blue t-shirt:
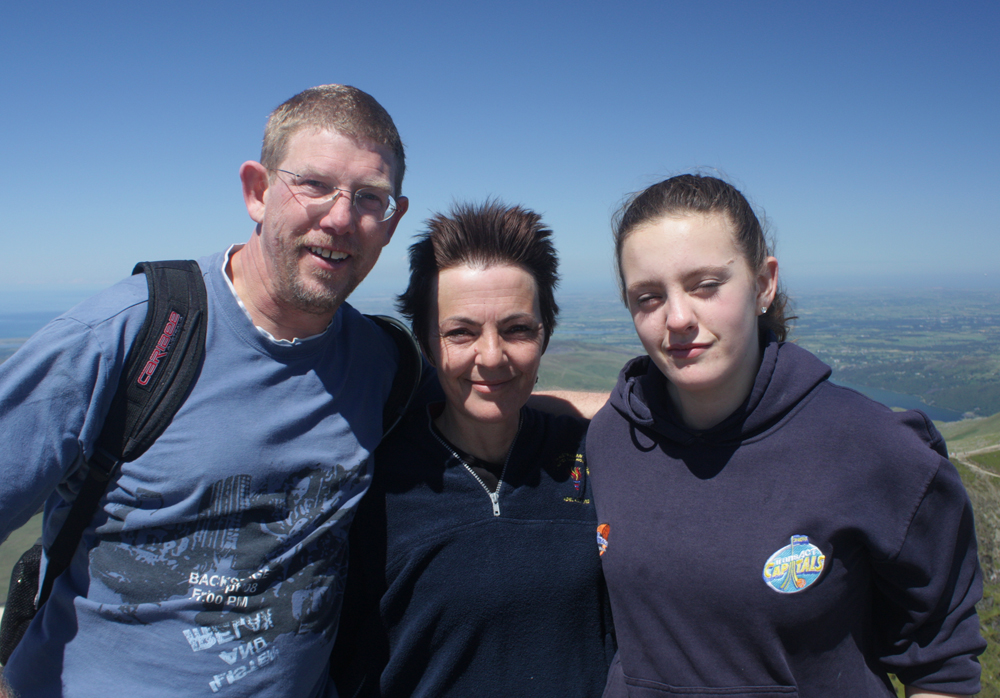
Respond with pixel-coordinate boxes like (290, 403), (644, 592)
(0, 250), (397, 697)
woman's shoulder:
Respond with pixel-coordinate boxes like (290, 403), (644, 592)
(523, 406), (589, 448)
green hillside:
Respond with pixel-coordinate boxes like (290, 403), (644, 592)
(0, 512), (42, 603)
(940, 412), (1000, 454)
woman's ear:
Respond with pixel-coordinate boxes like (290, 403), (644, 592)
(420, 338), (436, 368)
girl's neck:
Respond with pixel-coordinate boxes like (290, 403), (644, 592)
(666, 344), (762, 431)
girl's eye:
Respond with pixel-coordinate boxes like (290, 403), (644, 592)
(635, 294), (661, 308)
(693, 281), (722, 296)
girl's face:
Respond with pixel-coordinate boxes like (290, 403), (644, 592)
(620, 213), (777, 426)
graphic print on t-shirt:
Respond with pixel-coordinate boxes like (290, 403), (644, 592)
(89, 461), (363, 691)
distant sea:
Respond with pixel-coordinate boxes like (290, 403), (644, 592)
(0, 308), (971, 423)
(0, 311), (63, 339)
(829, 381), (965, 422)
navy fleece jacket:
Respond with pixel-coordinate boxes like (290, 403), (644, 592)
(332, 405), (614, 697)
(588, 339), (984, 697)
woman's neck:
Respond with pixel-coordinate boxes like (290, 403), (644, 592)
(434, 406), (521, 464)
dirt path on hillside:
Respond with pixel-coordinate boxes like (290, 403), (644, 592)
(966, 444), (1000, 456)
(953, 453), (1000, 478)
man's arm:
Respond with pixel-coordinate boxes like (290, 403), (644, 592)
(528, 390), (609, 420)
(0, 285), (145, 544)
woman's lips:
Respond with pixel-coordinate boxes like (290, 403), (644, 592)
(470, 378), (513, 393)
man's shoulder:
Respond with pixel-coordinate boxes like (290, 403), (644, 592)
(63, 273), (149, 328)
(335, 304), (401, 367)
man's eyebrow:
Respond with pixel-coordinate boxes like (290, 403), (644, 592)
(292, 168), (391, 190)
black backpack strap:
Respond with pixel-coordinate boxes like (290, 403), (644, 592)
(365, 315), (422, 441)
(38, 260), (207, 606)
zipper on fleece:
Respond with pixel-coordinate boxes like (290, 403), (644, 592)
(431, 414), (523, 517)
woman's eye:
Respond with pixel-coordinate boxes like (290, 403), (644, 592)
(505, 325), (539, 338)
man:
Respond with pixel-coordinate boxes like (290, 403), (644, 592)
(0, 85), (410, 697)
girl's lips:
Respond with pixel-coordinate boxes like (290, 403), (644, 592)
(667, 343), (710, 359)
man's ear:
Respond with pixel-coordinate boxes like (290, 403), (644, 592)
(381, 195), (409, 245)
(240, 161), (270, 224)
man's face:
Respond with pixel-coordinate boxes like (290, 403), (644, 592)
(252, 128), (403, 317)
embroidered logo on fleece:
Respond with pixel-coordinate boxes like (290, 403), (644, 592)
(596, 523), (610, 556)
(561, 453), (590, 503)
(762, 535), (826, 593)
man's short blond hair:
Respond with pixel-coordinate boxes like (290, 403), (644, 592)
(261, 84), (406, 194)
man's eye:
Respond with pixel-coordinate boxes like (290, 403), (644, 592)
(298, 179), (329, 195)
(355, 189), (388, 211)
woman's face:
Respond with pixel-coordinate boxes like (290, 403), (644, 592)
(620, 213), (777, 419)
(428, 263), (545, 428)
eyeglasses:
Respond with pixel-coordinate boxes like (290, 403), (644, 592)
(271, 169), (397, 222)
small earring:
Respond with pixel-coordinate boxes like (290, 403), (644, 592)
(761, 307), (768, 314)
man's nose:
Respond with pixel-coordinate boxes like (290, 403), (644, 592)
(318, 192), (356, 232)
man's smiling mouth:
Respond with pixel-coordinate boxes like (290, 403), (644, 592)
(308, 247), (348, 261)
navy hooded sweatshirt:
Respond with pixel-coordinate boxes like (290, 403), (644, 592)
(587, 339), (984, 697)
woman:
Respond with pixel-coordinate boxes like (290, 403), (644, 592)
(332, 201), (613, 697)
(587, 174), (984, 697)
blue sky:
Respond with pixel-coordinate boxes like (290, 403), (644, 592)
(2, 0), (997, 313)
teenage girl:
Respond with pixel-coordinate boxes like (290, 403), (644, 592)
(587, 174), (984, 698)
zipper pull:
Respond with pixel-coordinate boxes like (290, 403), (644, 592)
(489, 491), (500, 517)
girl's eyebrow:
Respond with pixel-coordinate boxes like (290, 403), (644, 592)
(681, 263), (735, 281)
(626, 264), (735, 294)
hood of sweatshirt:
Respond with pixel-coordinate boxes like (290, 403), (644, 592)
(610, 338), (832, 445)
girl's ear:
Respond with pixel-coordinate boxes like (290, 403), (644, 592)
(757, 256), (779, 310)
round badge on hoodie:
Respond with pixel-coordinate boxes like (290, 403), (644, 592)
(762, 535), (826, 593)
